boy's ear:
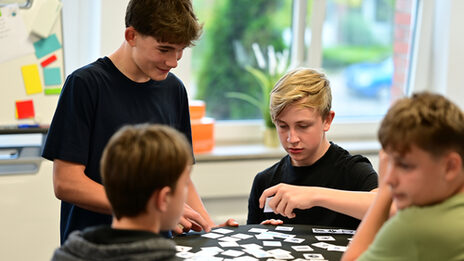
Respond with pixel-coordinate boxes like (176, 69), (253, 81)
(444, 152), (463, 182)
(155, 186), (172, 213)
(125, 26), (137, 47)
(323, 111), (335, 132)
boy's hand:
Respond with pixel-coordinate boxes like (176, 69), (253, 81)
(258, 184), (321, 218)
(173, 204), (212, 234)
(378, 149), (392, 189)
(260, 219), (283, 225)
(216, 218), (239, 228)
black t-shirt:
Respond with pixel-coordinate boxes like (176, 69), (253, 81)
(42, 57), (193, 244)
(247, 143), (378, 229)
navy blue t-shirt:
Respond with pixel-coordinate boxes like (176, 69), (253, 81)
(247, 143), (378, 229)
(42, 57), (193, 244)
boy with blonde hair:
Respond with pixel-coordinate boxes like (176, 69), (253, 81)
(52, 124), (193, 260)
(342, 92), (464, 260)
(248, 68), (379, 229)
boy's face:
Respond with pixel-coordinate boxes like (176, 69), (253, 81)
(131, 32), (186, 81)
(275, 104), (333, 166)
(161, 165), (191, 230)
(385, 145), (451, 209)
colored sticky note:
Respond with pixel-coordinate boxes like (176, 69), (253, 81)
(33, 33), (61, 59)
(44, 87), (62, 95)
(15, 100), (35, 119)
(43, 67), (61, 86)
(21, 64), (43, 95)
(40, 54), (57, 67)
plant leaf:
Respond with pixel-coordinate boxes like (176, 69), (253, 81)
(225, 92), (263, 111)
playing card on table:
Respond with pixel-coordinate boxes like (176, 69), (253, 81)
(213, 228), (234, 234)
(291, 245), (313, 252)
(262, 240), (282, 247)
(303, 253), (325, 259)
(315, 235), (336, 241)
(201, 232), (223, 239)
(284, 237), (305, 243)
(275, 226), (293, 231)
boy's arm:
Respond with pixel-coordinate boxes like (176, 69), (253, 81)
(53, 159), (112, 215)
(259, 184), (379, 220)
(341, 150), (393, 261)
(341, 187), (392, 261)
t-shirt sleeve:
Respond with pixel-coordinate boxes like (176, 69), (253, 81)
(347, 155), (379, 191)
(357, 214), (417, 260)
(42, 73), (96, 165)
(247, 172), (267, 224)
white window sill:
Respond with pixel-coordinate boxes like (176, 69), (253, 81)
(195, 140), (381, 162)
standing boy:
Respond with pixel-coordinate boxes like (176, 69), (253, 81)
(42, 0), (225, 244)
(342, 92), (464, 260)
(52, 124), (193, 260)
(247, 68), (379, 229)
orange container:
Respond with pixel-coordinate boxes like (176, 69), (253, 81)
(189, 100), (214, 154)
(189, 100), (206, 120)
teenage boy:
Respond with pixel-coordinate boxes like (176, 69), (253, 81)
(247, 68), (379, 229)
(51, 124), (193, 260)
(42, 0), (235, 244)
(342, 92), (464, 260)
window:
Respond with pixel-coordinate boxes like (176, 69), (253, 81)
(191, 0), (416, 142)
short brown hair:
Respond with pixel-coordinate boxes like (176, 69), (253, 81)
(100, 124), (193, 219)
(125, 0), (202, 46)
(270, 68), (332, 122)
(378, 92), (464, 160)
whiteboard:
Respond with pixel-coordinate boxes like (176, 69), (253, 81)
(0, 0), (63, 126)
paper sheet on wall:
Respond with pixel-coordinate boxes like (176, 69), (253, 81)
(0, 4), (34, 64)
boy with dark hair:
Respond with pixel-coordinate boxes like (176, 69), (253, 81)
(248, 68), (379, 229)
(42, 0), (236, 244)
(52, 124), (193, 260)
(342, 92), (464, 260)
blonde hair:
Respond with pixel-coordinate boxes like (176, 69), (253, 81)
(270, 68), (332, 122)
(379, 92), (464, 160)
(100, 124), (193, 219)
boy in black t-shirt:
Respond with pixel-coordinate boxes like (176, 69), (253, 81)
(247, 68), (380, 229)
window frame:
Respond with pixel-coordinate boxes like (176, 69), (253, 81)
(63, 0), (438, 146)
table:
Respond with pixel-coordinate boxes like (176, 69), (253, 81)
(173, 224), (354, 260)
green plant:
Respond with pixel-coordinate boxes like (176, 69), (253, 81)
(226, 43), (288, 128)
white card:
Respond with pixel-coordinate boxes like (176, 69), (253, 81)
(315, 235), (336, 241)
(240, 243), (263, 249)
(284, 237), (305, 243)
(233, 256), (259, 261)
(231, 233), (253, 239)
(221, 249), (244, 257)
(175, 245), (192, 252)
(213, 228), (235, 234)
(267, 248), (290, 255)
(201, 232), (223, 239)
(255, 233), (274, 240)
(311, 242), (332, 249)
(262, 241), (282, 247)
(275, 226), (294, 231)
(264, 196), (274, 213)
(218, 236), (242, 242)
(248, 228), (268, 233)
(291, 245), (313, 252)
(303, 253), (325, 259)
(176, 251), (194, 258)
(327, 245), (348, 252)
(201, 246), (223, 253)
(218, 241), (240, 247)
(243, 248), (272, 258)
